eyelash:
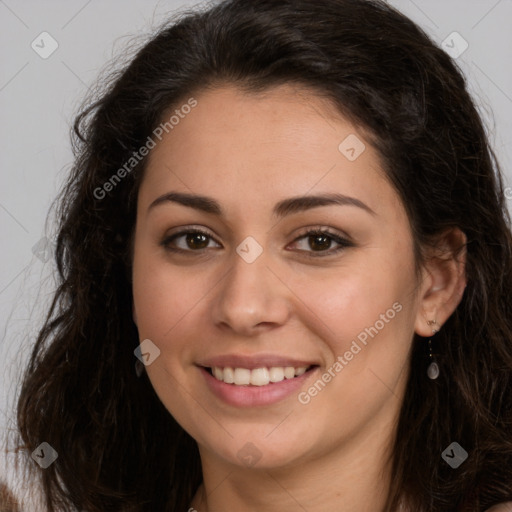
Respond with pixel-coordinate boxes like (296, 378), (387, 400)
(160, 226), (353, 258)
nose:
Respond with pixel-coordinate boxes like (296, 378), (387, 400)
(211, 246), (292, 337)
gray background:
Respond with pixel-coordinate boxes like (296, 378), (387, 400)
(1, 0), (511, 495)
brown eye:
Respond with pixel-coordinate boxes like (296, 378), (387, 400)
(290, 228), (353, 257)
(308, 233), (333, 251)
(161, 228), (221, 253)
(185, 232), (209, 250)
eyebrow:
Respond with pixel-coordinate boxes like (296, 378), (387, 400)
(147, 191), (376, 218)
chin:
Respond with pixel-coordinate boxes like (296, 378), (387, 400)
(200, 426), (317, 470)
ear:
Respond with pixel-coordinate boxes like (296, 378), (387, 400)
(414, 227), (467, 337)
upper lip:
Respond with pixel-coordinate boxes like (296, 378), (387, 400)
(197, 354), (318, 370)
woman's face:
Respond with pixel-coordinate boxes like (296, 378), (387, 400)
(132, 84), (427, 470)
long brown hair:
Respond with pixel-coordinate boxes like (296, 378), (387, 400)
(12, 0), (512, 510)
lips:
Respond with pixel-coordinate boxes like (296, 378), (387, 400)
(197, 353), (320, 407)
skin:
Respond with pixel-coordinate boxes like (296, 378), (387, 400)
(131, 84), (467, 512)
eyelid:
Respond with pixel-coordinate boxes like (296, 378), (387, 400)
(164, 225), (218, 239)
(161, 226), (221, 251)
(287, 225), (354, 257)
(291, 225), (352, 242)
(161, 224), (353, 256)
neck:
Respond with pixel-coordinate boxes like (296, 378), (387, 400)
(190, 416), (396, 512)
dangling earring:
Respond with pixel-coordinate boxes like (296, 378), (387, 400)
(426, 319), (440, 380)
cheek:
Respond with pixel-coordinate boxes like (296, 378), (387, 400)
(131, 241), (218, 377)
(297, 259), (413, 353)
(131, 245), (202, 422)
(132, 265), (174, 339)
(292, 271), (415, 438)
(132, 239), (191, 337)
(299, 253), (417, 414)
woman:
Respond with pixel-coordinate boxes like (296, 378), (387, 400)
(12, 0), (512, 510)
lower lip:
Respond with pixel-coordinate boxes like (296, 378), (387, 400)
(199, 366), (318, 407)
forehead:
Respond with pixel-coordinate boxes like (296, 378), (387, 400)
(157, 84), (355, 155)
(137, 83), (397, 221)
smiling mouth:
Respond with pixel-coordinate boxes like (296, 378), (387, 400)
(205, 365), (318, 386)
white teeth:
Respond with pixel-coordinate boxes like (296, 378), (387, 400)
(210, 365), (310, 385)
(269, 367), (284, 382)
(250, 368), (270, 386)
(233, 368), (251, 385)
(223, 367), (234, 384)
(284, 366), (295, 379)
